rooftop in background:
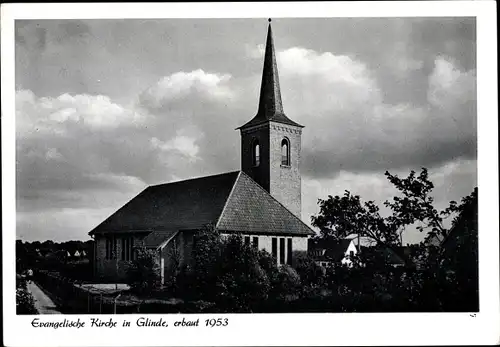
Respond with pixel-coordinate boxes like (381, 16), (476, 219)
(309, 238), (355, 262)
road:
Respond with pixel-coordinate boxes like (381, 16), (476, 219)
(27, 281), (61, 314)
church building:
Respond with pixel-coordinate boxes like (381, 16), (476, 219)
(89, 20), (315, 283)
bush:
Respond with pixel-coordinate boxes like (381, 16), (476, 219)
(126, 247), (161, 294)
(215, 234), (271, 312)
(273, 265), (301, 300)
(294, 255), (325, 287)
(16, 278), (37, 314)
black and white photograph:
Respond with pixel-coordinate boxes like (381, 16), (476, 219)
(2, 2), (499, 346)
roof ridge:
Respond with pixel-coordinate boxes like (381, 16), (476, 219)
(149, 170), (240, 188)
(215, 171), (242, 229)
(238, 171), (316, 235)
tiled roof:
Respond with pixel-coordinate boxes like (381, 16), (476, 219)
(216, 172), (314, 236)
(143, 230), (178, 248)
(89, 170), (314, 239)
(89, 171), (240, 235)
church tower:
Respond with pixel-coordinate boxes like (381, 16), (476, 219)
(238, 19), (303, 217)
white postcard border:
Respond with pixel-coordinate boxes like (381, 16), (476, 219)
(2, 2), (498, 346)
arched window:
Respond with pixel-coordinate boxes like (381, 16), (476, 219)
(281, 138), (290, 166)
(252, 140), (260, 167)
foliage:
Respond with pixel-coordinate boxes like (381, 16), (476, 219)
(173, 226), (318, 312)
(272, 265), (302, 300)
(174, 224), (223, 301)
(19, 168), (475, 313)
(16, 278), (38, 314)
(163, 238), (182, 294)
(384, 169), (450, 243)
(215, 234), (271, 312)
(311, 168), (465, 267)
(294, 254), (325, 287)
(309, 168), (477, 312)
(435, 187), (478, 311)
(16, 239), (94, 281)
(126, 247), (161, 294)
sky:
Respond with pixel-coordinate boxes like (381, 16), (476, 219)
(15, 18), (477, 243)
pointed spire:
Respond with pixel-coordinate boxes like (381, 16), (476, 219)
(237, 19), (303, 130)
(257, 18), (284, 118)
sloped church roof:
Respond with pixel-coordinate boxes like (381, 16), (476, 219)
(89, 171), (314, 240)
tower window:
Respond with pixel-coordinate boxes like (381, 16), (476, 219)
(281, 138), (290, 166)
(252, 140), (260, 167)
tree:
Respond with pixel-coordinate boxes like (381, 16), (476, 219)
(126, 247), (161, 294)
(312, 170), (478, 312)
(311, 168), (467, 266)
(184, 224), (223, 300)
(175, 226), (302, 312)
(437, 188), (478, 311)
(215, 234), (270, 312)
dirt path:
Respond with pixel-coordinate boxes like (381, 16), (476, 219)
(27, 281), (61, 314)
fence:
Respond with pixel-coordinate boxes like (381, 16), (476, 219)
(33, 270), (215, 314)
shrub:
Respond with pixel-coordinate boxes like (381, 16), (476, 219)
(16, 278), (37, 314)
(126, 247), (161, 294)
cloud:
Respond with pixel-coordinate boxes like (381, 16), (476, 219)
(16, 68), (241, 224)
(270, 48), (476, 179)
(245, 43), (265, 59)
(151, 136), (199, 158)
(428, 56), (476, 109)
(139, 69), (233, 110)
(16, 90), (145, 138)
(278, 47), (380, 111)
(16, 88), (178, 214)
(44, 148), (64, 161)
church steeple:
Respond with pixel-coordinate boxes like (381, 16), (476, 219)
(238, 19), (303, 129)
(238, 19), (303, 217)
(258, 19), (284, 119)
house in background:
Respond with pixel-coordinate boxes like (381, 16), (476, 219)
(358, 246), (406, 268)
(88, 21), (315, 283)
(309, 238), (359, 268)
(423, 233), (442, 247)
